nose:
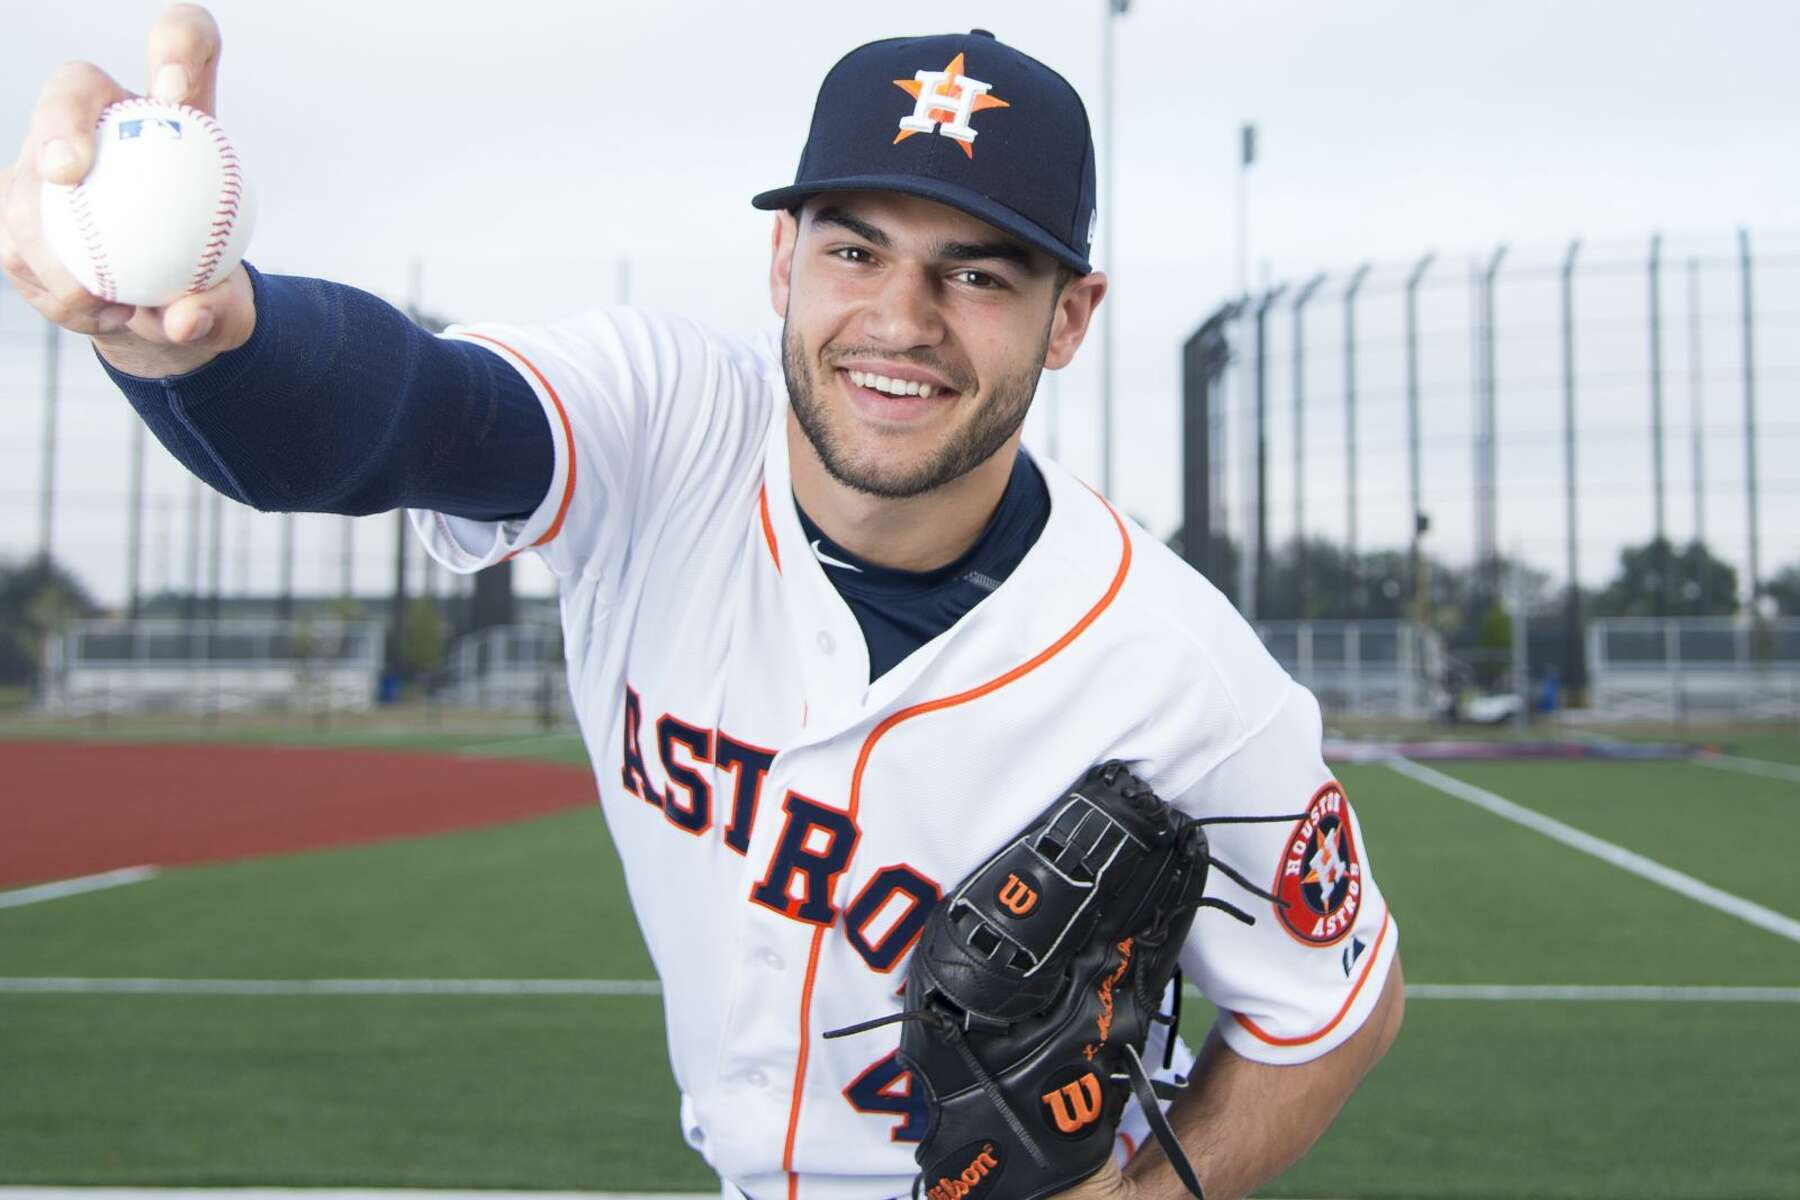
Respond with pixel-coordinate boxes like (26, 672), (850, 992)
(862, 265), (945, 350)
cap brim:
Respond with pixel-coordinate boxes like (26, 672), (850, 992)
(751, 175), (1092, 277)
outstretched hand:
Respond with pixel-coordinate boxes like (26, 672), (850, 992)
(0, 3), (254, 377)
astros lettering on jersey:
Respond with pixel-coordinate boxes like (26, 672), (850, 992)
(408, 308), (1398, 1200)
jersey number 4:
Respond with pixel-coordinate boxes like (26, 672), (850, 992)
(843, 1051), (927, 1142)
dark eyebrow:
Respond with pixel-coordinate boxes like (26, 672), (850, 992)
(811, 204), (1044, 275)
(810, 206), (890, 249)
(933, 238), (1039, 273)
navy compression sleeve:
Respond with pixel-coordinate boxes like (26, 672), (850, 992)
(96, 262), (553, 522)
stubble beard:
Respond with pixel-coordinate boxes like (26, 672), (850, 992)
(781, 322), (1049, 500)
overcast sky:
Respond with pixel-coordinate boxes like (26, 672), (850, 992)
(3, 0), (1796, 607)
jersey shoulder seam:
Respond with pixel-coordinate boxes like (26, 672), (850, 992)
(1162, 676), (1307, 807)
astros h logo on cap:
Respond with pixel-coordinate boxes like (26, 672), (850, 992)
(892, 52), (1010, 156)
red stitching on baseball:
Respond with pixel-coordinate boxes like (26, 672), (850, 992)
(184, 104), (244, 292)
(67, 182), (117, 302)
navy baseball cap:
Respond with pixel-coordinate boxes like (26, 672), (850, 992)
(751, 30), (1099, 276)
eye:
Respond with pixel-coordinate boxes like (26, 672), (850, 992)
(952, 268), (1005, 290)
(831, 246), (875, 265)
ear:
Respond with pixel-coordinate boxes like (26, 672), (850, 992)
(769, 210), (800, 319)
(1042, 271), (1108, 371)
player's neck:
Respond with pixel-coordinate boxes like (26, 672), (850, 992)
(786, 416), (1019, 573)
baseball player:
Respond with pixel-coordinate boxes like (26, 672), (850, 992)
(0, 10), (1403, 1200)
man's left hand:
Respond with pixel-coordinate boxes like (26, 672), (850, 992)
(1056, 1154), (1139, 1200)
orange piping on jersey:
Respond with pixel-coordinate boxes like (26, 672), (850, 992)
(1232, 908), (1392, 1048)
(779, 487), (1134, 1193)
(458, 333), (578, 561)
(783, 923), (828, 1200)
(759, 484), (782, 572)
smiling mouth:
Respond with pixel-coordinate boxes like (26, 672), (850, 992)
(841, 368), (945, 400)
(834, 368), (961, 415)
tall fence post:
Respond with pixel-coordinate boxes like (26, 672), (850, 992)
(1181, 302), (1240, 590)
(38, 323), (61, 565)
(1291, 274), (1326, 616)
(1561, 239), (1585, 698)
(1738, 229), (1760, 611)
(184, 477), (202, 620)
(207, 490), (224, 621)
(278, 514), (295, 619)
(1687, 256), (1705, 547)
(1648, 233), (1669, 615)
(1477, 245), (1508, 607)
(126, 419), (145, 618)
(1405, 253), (1434, 626)
(1344, 264), (1371, 606)
(1250, 284), (1287, 621)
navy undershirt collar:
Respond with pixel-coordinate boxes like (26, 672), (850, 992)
(794, 451), (1052, 683)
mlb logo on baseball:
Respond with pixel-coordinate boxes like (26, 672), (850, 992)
(119, 117), (182, 141)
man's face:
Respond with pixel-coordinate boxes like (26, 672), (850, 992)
(770, 192), (1091, 499)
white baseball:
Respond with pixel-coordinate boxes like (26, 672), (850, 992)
(40, 98), (255, 308)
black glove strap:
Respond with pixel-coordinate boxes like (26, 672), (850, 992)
(938, 1014), (1052, 1169)
(1121, 1044), (1206, 1200)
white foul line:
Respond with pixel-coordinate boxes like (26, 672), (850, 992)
(0, 1190), (713, 1200)
(1694, 752), (1800, 785)
(0, 977), (661, 996)
(0, 977), (1795, 1002)
(1389, 757), (1800, 945)
(1404, 984), (1800, 1001)
(0, 866), (159, 910)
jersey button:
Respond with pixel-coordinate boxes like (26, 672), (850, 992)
(816, 631), (835, 655)
(745, 1068), (769, 1088)
(759, 948), (785, 970)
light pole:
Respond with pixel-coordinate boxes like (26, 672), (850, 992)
(1099, 0), (1130, 497)
(1405, 253), (1434, 627)
(38, 323), (60, 566)
(1233, 121), (1256, 612)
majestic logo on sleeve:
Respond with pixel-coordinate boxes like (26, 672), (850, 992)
(893, 53), (1010, 157)
(1272, 783), (1363, 946)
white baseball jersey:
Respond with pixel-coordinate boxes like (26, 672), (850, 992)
(409, 307), (1398, 1200)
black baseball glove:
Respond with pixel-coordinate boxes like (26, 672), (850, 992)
(828, 762), (1292, 1200)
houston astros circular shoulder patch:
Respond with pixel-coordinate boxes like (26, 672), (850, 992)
(1272, 782), (1362, 946)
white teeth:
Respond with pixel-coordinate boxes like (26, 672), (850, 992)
(846, 369), (942, 399)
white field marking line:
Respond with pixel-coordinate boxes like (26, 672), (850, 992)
(0, 977), (661, 996)
(2, 977), (1794, 1003)
(1389, 756), (1800, 944)
(1183, 983), (1800, 1002)
(0, 1191), (716, 1200)
(0, 866), (158, 910)
(1694, 751), (1800, 785)
(1402, 984), (1800, 1002)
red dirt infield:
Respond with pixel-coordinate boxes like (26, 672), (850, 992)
(0, 740), (595, 889)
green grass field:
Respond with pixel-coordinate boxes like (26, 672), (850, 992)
(2, 722), (1797, 1197)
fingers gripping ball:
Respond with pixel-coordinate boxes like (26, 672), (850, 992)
(40, 99), (254, 308)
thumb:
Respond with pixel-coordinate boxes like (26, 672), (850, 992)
(159, 263), (252, 347)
